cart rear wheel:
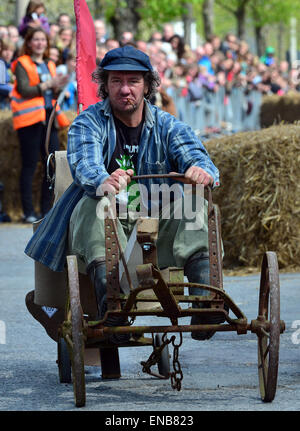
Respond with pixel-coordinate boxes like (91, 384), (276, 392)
(257, 252), (280, 402)
(57, 337), (71, 383)
(154, 334), (170, 378)
(67, 255), (86, 408)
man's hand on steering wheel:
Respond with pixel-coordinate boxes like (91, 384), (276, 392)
(170, 166), (213, 186)
(101, 168), (134, 195)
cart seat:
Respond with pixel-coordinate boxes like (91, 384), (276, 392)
(53, 150), (73, 203)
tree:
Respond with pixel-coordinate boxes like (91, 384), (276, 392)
(202, 0), (214, 40)
(109, 0), (143, 40)
(138, 0), (186, 31)
(215, 0), (251, 40)
(182, 2), (193, 46)
(93, 0), (105, 18)
(249, 0), (299, 57)
(0, 0), (16, 25)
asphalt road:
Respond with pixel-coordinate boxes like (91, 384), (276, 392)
(0, 224), (300, 413)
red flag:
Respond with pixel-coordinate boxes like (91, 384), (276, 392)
(74, 0), (99, 111)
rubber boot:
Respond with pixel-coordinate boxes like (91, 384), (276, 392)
(87, 260), (107, 319)
(87, 260), (130, 344)
(185, 253), (225, 340)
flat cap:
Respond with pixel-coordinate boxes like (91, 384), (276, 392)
(99, 45), (153, 72)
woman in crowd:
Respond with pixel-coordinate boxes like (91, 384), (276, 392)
(18, 0), (50, 38)
(169, 34), (187, 62)
(10, 27), (69, 223)
(55, 26), (75, 64)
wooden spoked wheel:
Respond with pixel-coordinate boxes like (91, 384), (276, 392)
(257, 252), (280, 402)
(66, 255), (86, 408)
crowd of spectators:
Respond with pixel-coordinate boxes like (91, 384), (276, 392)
(1, 3), (300, 114)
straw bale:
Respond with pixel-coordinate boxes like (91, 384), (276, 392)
(0, 110), (76, 221)
(205, 124), (300, 270)
(261, 92), (300, 127)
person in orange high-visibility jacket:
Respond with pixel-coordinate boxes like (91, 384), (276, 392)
(10, 27), (70, 223)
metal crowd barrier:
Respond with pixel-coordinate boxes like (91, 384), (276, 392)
(168, 86), (262, 134)
(1, 84), (261, 135)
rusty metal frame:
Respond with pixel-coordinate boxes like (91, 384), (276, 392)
(59, 176), (286, 408)
(84, 181), (285, 344)
(94, 183), (243, 338)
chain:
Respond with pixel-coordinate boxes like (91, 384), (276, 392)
(140, 333), (174, 379)
(140, 332), (184, 391)
(170, 332), (183, 391)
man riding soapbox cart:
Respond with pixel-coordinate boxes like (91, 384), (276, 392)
(26, 156), (285, 408)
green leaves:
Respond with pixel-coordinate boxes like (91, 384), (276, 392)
(139, 0), (187, 24)
(249, 0), (300, 26)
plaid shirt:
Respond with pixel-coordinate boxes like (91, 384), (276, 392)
(25, 98), (219, 271)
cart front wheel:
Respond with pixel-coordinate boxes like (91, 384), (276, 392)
(257, 251), (280, 402)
